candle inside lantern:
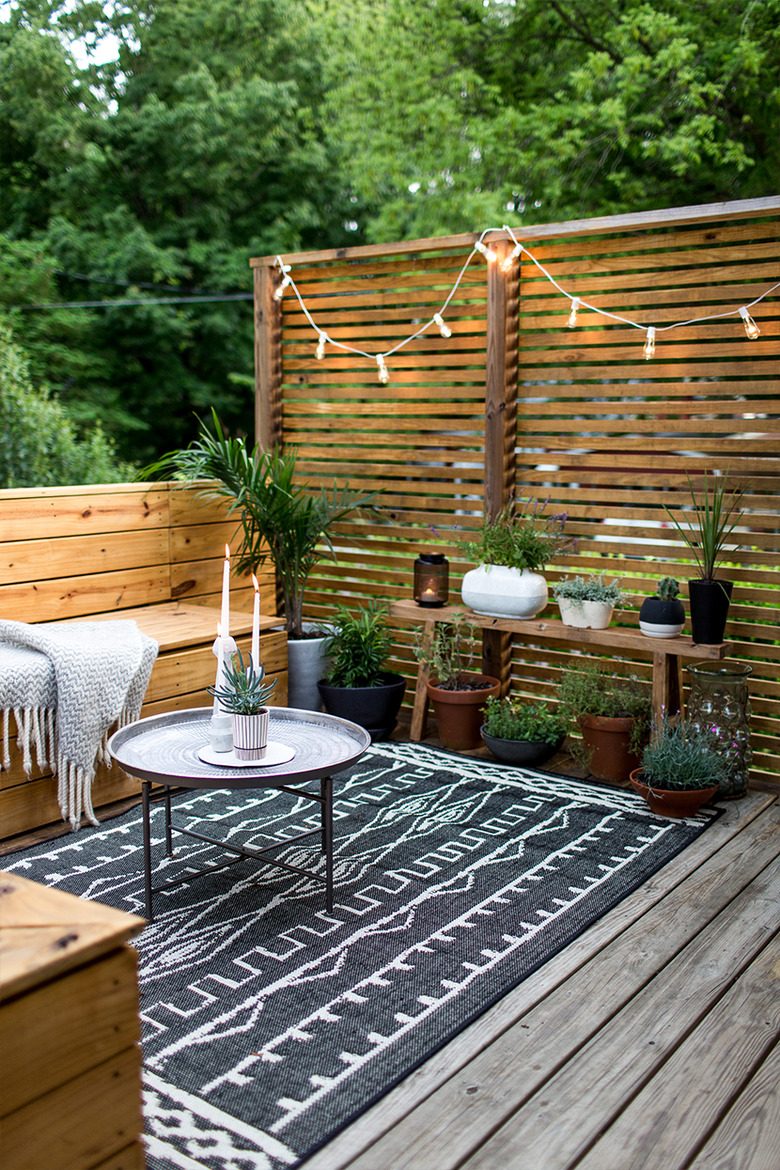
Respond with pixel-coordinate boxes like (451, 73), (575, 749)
(251, 573), (260, 669)
(221, 544), (231, 636)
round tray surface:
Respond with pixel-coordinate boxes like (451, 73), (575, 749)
(197, 741), (295, 768)
(108, 707), (370, 788)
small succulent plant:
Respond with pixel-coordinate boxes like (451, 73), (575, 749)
(208, 647), (277, 714)
(656, 576), (680, 600)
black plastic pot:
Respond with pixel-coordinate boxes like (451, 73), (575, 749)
(481, 729), (564, 768)
(317, 672), (406, 741)
(688, 578), (733, 645)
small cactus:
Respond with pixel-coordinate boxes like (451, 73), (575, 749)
(656, 576), (680, 600)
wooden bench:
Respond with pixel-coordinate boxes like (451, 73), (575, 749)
(389, 599), (732, 741)
(0, 482), (287, 841)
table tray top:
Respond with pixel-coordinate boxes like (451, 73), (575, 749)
(108, 707), (370, 789)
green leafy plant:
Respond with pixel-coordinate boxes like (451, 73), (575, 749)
(664, 471), (748, 581)
(208, 647), (277, 714)
(482, 695), (566, 744)
(413, 611), (479, 690)
(552, 573), (625, 605)
(464, 497), (574, 572)
(655, 576), (680, 600)
(639, 720), (729, 791)
(139, 409), (379, 638)
(319, 601), (392, 688)
(558, 666), (652, 756)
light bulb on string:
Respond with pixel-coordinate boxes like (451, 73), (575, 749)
(739, 307), (760, 339)
(474, 240), (498, 263)
(316, 333), (327, 360)
(376, 355), (389, 384)
(274, 271), (292, 302)
(433, 313), (452, 338)
(500, 243), (523, 273)
(567, 297), (580, 328)
(643, 327), (656, 360)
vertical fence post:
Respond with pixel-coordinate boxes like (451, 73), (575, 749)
(482, 238), (519, 691)
(254, 262), (283, 453)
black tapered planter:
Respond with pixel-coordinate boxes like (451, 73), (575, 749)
(688, 578), (733, 645)
(318, 672), (406, 741)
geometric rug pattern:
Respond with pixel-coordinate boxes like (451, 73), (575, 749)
(4, 741), (720, 1170)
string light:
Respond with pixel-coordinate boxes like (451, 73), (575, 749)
(500, 243), (523, 272)
(739, 306), (761, 339)
(269, 240), (777, 385)
(474, 240), (498, 263)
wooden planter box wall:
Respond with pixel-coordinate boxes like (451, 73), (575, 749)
(252, 196), (780, 787)
(0, 482), (286, 841)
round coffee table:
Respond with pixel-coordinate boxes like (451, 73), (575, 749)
(108, 707), (371, 920)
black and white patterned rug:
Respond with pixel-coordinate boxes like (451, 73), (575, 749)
(4, 741), (720, 1170)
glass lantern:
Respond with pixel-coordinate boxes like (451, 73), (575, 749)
(686, 662), (753, 798)
(413, 553), (449, 607)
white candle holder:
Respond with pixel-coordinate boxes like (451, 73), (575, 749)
(210, 633), (237, 752)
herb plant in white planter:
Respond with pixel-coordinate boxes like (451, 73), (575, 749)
(553, 573), (625, 630)
(480, 695), (566, 767)
(209, 647), (277, 760)
(461, 498), (573, 620)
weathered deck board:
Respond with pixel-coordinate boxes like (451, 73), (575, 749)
(301, 791), (780, 1170)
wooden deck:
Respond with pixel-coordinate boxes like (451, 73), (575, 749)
(302, 784), (780, 1170)
(3, 745), (778, 1169)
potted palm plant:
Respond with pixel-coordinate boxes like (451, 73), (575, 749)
(208, 647), (277, 759)
(140, 409), (379, 709)
(558, 666), (652, 782)
(630, 720), (728, 817)
(460, 497), (573, 619)
(414, 612), (500, 750)
(317, 602), (406, 741)
(480, 695), (566, 767)
(553, 573), (625, 630)
(664, 471), (748, 644)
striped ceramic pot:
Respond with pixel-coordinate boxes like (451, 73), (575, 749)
(232, 709), (270, 760)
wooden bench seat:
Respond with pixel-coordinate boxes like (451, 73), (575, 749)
(0, 483), (287, 842)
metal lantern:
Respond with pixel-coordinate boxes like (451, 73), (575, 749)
(413, 553), (449, 607)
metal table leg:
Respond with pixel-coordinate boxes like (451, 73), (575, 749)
(142, 780), (154, 922)
(322, 776), (334, 912)
(164, 785), (173, 854)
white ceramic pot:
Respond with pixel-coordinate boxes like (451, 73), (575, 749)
(557, 597), (615, 630)
(232, 708), (270, 760)
(461, 564), (548, 619)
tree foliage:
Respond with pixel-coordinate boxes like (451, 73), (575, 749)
(1, 0), (777, 477)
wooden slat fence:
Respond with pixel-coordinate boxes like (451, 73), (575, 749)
(252, 197), (780, 786)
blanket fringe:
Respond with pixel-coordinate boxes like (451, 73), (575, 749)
(57, 754), (99, 830)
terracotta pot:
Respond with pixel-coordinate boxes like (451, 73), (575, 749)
(688, 578), (733, 645)
(629, 770), (719, 818)
(427, 675), (500, 750)
(579, 713), (646, 783)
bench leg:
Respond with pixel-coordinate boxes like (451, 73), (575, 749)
(410, 621), (435, 741)
(653, 651), (684, 731)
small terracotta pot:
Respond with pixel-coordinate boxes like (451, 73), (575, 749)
(427, 675), (500, 751)
(629, 770), (719, 818)
(579, 713), (645, 783)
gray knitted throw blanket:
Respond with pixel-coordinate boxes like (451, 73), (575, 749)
(0, 619), (158, 829)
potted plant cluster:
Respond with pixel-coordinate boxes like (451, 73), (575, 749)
(480, 694), (566, 767)
(630, 720), (728, 817)
(553, 573), (625, 630)
(414, 611), (500, 751)
(317, 601), (406, 741)
(638, 576), (685, 638)
(460, 497), (574, 620)
(558, 666), (652, 783)
(208, 647), (277, 759)
(664, 471), (748, 645)
(140, 409), (379, 709)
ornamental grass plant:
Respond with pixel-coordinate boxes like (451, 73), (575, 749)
(639, 720), (729, 791)
(664, 471), (748, 581)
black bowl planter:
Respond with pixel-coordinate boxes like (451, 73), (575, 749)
(688, 579), (733, 645)
(638, 594), (685, 639)
(481, 728), (564, 768)
(318, 672), (406, 742)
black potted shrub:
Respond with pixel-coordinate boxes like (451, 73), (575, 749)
(480, 695), (566, 767)
(317, 602), (406, 741)
(638, 576), (685, 638)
